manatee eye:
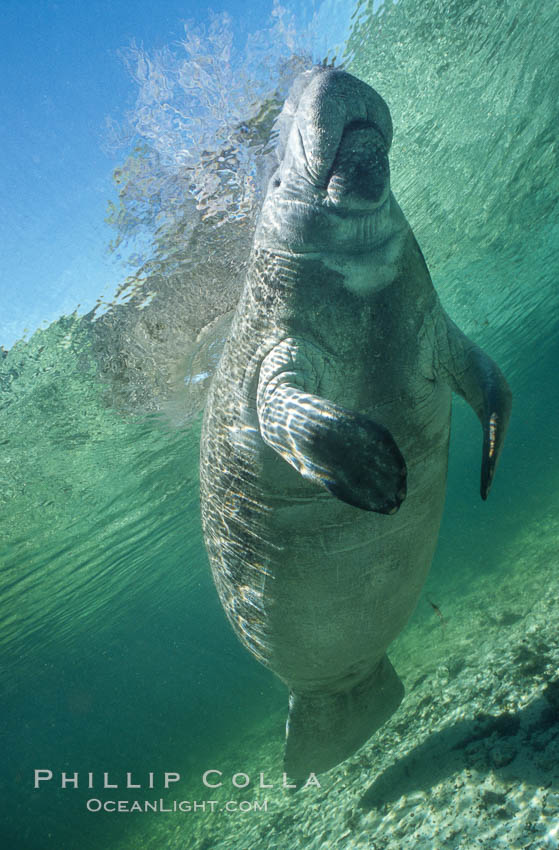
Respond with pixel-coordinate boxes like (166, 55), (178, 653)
(273, 178), (281, 188)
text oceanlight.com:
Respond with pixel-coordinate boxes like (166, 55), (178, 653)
(86, 799), (268, 813)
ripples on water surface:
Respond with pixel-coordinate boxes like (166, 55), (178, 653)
(2, 0), (559, 847)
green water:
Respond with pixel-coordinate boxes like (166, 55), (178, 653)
(0, 318), (283, 848)
(2, 0), (559, 848)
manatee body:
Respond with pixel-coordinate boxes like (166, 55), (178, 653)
(200, 68), (511, 778)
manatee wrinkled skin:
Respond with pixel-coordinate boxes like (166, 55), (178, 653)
(199, 68), (511, 778)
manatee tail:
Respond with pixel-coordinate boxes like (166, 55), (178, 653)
(284, 655), (404, 779)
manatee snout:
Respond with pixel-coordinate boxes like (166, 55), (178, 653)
(326, 122), (390, 210)
(290, 69), (393, 192)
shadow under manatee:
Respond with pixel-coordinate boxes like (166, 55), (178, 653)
(359, 679), (559, 811)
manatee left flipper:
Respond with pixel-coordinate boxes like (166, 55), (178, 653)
(257, 338), (407, 513)
(437, 312), (512, 499)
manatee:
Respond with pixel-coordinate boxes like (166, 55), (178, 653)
(199, 68), (511, 778)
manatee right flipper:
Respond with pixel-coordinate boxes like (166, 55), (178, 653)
(437, 311), (512, 499)
(257, 338), (406, 513)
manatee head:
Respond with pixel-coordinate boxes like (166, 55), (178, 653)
(256, 69), (397, 254)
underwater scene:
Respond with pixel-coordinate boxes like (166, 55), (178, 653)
(2, 0), (558, 848)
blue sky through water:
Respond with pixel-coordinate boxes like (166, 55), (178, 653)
(0, 0), (357, 348)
